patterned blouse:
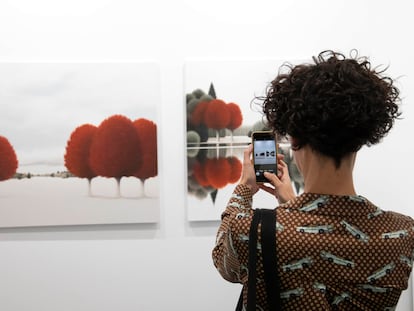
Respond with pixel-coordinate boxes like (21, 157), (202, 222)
(212, 184), (414, 310)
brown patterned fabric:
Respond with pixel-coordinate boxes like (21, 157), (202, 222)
(212, 184), (414, 310)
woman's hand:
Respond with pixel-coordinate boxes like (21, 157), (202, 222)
(239, 144), (260, 194)
(260, 158), (296, 204)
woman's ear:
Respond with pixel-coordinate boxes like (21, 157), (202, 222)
(289, 136), (301, 151)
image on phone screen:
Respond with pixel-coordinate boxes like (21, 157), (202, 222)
(253, 134), (277, 183)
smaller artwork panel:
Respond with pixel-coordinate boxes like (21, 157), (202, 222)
(185, 60), (304, 221)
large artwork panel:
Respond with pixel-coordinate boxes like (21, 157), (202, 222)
(0, 62), (160, 227)
(185, 60), (304, 221)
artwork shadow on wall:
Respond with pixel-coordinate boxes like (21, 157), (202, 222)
(185, 60), (304, 222)
(0, 62), (160, 228)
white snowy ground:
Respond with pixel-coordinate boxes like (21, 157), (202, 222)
(0, 175), (159, 228)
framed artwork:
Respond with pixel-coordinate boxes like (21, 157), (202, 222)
(185, 60), (304, 221)
(0, 62), (160, 227)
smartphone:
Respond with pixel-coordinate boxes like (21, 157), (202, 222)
(252, 131), (277, 183)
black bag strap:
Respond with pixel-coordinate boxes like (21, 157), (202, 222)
(236, 209), (281, 311)
(260, 209), (282, 309)
(246, 209), (261, 310)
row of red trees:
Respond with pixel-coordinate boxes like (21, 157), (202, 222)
(190, 99), (243, 134)
(64, 115), (157, 195)
(186, 84), (243, 144)
(192, 156), (242, 189)
(187, 155), (242, 203)
(0, 136), (18, 181)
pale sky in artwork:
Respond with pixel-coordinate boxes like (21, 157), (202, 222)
(0, 62), (160, 167)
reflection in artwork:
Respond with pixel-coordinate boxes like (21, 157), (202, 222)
(188, 146), (242, 203)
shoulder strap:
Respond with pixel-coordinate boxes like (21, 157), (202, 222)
(260, 209), (282, 309)
(237, 208), (281, 311)
(246, 209), (261, 311)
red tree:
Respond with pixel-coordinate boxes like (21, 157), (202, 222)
(190, 101), (210, 126)
(226, 102), (243, 131)
(192, 160), (210, 187)
(204, 157), (231, 189)
(89, 115), (142, 196)
(64, 124), (97, 195)
(133, 118), (158, 193)
(0, 136), (18, 181)
(203, 99), (230, 130)
(203, 99), (230, 142)
(227, 156), (242, 183)
(65, 124), (97, 179)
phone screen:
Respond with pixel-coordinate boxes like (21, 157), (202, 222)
(252, 132), (277, 183)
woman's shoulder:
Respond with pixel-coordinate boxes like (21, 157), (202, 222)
(382, 210), (414, 226)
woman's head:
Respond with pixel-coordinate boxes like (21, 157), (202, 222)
(262, 50), (401, 167)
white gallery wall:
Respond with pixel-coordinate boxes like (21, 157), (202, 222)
(0, 1), (413, 310)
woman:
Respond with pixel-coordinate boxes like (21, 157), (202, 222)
(212, 50), (414, 310)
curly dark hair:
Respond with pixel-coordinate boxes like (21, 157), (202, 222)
(261, 50), (401, 167)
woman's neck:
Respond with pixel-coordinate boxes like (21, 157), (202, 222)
(301, 150), (357, 196)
